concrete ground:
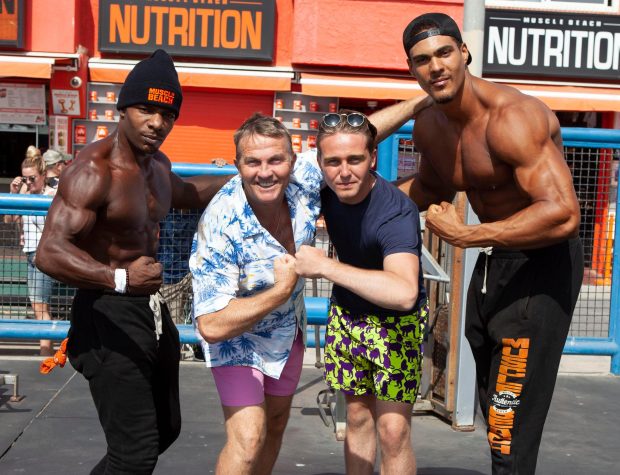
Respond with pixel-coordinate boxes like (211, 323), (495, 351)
(0, 353), (619, 475)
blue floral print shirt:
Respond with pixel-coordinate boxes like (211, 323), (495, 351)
(190, 152), (322, 378)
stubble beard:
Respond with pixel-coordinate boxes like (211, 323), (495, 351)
(434, 93), (455, 105)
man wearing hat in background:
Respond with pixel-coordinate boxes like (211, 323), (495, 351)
(42, 149), (68, 193)
(370, 13), (583, 475)
(37, 49), (230, 474)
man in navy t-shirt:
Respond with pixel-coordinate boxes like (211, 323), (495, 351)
(295, 110), (428, 475)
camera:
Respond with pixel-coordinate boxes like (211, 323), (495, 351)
(70, 76), (82, 88)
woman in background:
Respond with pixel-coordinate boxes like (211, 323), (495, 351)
(6, 146), (57, 355)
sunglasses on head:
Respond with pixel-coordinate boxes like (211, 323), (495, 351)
(21, 176), (38, 184)
(321, 112), (366, 128)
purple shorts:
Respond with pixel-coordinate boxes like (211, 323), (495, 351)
(211, 330), (304, 407)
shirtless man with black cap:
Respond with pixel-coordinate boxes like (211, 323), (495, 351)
(37, 50), (229, 474)
(371, 13), (583, 475)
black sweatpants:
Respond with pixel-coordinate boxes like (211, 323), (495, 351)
(465, 238), (583, 475)
(68, 290), (181, 475)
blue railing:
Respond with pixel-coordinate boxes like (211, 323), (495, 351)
(0, 164), (239, 215)
(3, 127), (620, 373)
(378, 124), (620, 374)
(0, 297), (329, 346)
(0, 161), (328, 348)
(0, 193), (53, 216)
(377, 120), (414, 180)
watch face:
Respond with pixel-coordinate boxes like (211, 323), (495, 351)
(47, 177), (59, 188)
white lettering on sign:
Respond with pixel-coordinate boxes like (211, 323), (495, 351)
(487, 26), (620, 72)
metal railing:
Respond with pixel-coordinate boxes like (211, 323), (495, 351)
(378, 124), (620, 374)
(0, 163), (329, 349)
(3, 127), (620, 374)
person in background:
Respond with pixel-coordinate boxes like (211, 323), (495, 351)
(5, 146), (57, 355)
(42, 149), (68, 193)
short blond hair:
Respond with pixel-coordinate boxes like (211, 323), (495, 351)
(234, 113), (293, 162)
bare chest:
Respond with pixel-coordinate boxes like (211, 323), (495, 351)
(427, 128), (513, 193)
(105, 167), (172, 230)
(259, 201), (296, 255)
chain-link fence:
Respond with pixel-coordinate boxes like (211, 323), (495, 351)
(0, 218), (74, 322)
(0, 208), (334, 327)
(1, 130), (619, 360)
(391, 134), (618, 341)
(565, 146), (616, 338)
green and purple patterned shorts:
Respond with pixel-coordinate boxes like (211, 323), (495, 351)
(324, 301), (428, 404)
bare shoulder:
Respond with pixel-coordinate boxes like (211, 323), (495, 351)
(57, 139), (114, 210)
(411, 104), (444, 149)
(483, 82), (561, 164)
(487, 82), (555, 130)
(154, 150), (182, 189)
(154, 150), (173, 172)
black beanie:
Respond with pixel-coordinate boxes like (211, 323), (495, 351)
(116, 49), (183, 119)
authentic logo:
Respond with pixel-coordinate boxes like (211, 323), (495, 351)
(491, 391), (520, 414)
(147, 88), (175, 105)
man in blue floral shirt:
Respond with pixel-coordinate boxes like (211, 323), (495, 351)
(189, 114), (322, 474)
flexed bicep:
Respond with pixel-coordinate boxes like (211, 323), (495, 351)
(37, 158), (115, 288)
(494, 103), (578, 225)
(476, 99), (581, 246)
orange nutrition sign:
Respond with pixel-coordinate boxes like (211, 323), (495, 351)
(0, 0), (23, 47)
(99, 0), (275, 61)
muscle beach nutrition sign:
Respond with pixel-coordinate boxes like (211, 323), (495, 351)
(484, 9), (620, 80)
(99, 0), (275, 61)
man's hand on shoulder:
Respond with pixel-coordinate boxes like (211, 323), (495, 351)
(371, 95), (431, 143)
(211, 158), (227, 167)
(127, 256), (163, 295)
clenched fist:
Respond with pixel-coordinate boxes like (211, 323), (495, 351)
(426, 201), (466, 247)
(273, 254), (298, 299)
(127, 256), (163, 295)
(295, 245), (329, 279)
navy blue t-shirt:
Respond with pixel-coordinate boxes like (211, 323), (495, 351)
(321, 172), (427, 317)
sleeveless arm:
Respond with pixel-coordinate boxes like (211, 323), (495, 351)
(426, 100), (580, 249)
(36, 159), (116, 289)
(370, 95), (433, 143)
(169, 170), (234, 209)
